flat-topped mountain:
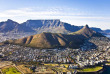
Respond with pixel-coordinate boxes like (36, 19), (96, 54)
(0, 19), (106, 34)
(21, 19), (81, 34)
(4, 25), (104, 49)
(0, 19), (81, 33)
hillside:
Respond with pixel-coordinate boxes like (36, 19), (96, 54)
(70, 25), (104, 38)
(6, 32), (85, 49)
(3, 25), (104, 49)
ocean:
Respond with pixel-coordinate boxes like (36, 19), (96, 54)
(101, 65), (110, 74)
(105, 35), (110, 38)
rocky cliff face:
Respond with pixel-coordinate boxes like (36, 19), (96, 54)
(21, 19), (81, 34)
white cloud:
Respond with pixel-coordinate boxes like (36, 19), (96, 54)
(0, 7), (110, 29)
(0, 7), (81, 17)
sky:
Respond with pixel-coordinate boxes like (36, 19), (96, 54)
(0, 0), (110, 30)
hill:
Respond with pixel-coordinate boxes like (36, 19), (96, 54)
(3, 25), (104, 49)
(6, 32), (85, 49)
(70, 25), (104, 38)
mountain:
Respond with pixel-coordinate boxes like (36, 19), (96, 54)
(70, 25), (104, 38)
(0, 19), (108, 35)
(20, 19), (106, 34)
(5, 32), (85, 49)
(104, 29), (110, 34)
(0, 19), (35, 33)
(91, 27), (103, 32)
(21, 19), (81, 34)
(4, 25), (104, 49)
(0, 19), (81, 34)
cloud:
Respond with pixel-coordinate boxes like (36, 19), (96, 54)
(0, 7), (110, 30)
(0, 7), (109, 20)
(0, 7), (81, 18)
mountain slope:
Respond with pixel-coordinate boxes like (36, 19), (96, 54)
(3, 25), (104, 49)
(6, 32), (85, 49)
(70, 25), (104, 38)
(21, 19), (81, 34)
(104, 29), (110, 34)
(0, 19), (35, 33)
(0, 19), (106, 35)
(22, 20), (105, 34)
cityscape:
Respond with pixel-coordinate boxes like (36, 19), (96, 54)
(0, 0), (110, 74)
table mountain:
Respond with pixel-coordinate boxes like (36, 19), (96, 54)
(21, 19), (81, 34)
(0, 19), (106, 34)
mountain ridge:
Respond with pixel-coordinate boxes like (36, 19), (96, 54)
(0, 19), (35, 33)
(70, 25), (104, 38)
(0, 19), (107, 34)
(4, 25), (104, 49)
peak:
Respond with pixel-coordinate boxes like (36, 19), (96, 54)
(7, 19), (13, 21)
(6, 19), (15, 22)
(84, 24), (89, 29)
(70, 24), (94, 37)
(85, 24), (89, 27)
(42, 32), (52, 34)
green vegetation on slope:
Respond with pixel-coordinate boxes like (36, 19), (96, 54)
(78, 66), (102, 72)
(2, 67), (21, 74)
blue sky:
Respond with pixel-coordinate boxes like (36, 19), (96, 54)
(0, 0), (110, 30)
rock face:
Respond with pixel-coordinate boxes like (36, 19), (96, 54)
(21, 19), (81, 34)
(4, 25), (104, 49)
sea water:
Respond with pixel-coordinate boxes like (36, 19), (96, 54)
(105, 35), (110, 38)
